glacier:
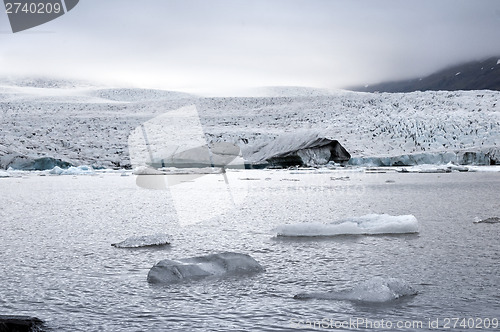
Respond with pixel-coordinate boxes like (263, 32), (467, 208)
(147, 252), (264, 284)
(275, 214), (418, 237)
(1, 81), (499, 169)
(294, 277), (417, 303)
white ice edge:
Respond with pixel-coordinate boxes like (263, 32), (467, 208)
(275, 214), (419, 237)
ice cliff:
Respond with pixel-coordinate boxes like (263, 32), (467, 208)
(242, 132), (350, 167)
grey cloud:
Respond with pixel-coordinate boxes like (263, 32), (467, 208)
(1, 0), (500, 92)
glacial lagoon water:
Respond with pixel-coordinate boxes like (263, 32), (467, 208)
(1, 169), (499, 331)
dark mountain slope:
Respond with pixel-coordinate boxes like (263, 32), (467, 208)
(350, 56), (500, 92)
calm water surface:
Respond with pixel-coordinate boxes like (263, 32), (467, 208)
(0, 169), (499, 331)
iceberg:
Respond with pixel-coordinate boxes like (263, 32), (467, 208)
(243, 132), (350, 167)
(2, 155), (73, 171)
(147, 252), (264, 284)
(111, 234), (172, 248)
(397, 162), (471, 173)
(0, 315), (45, 332)
(473, 217), (500, 224)
(48, 165), (95, 175)
(294, 277), (417, 303)
(0, 170), (10, 178)
(275, 214), (418, 237)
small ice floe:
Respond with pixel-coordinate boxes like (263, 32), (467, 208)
(111, 234), (172, 248)
(294, 277), (417, 303)
(49, 165), (95, 175)
(147, 252), (264, 284)
(275, 214), (418, 237)
(0, 170), (10, 178)
(473, 217), (500, 224)
(417, 167), (451, 173)
(399, 163), (471, 173)
(132, 166), (164, 175)
(398, 165), (451, 173)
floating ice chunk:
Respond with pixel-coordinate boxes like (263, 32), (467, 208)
(473, 217), (500, 224)
(0, 315), (45, 331)
(0, 171), (10, 178)
(397, 165), (452, 173)
(49, 165), (94, 175)
(497, 59), (500, 65)
(294, 277), (417, 303)
(48, 166), (64, 175)
(147, 252), (264, 284)
(111, 234), (172, 248)
(275, 214), (418, 237)
(132, 166), (165, 175)
(466, 166), (500, 172)
(417, 167), (451, 173)
(5, 167), (24, 177)
(446, 162), (468, 172)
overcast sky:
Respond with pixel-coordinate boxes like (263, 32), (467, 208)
(1, 0), (500, 93)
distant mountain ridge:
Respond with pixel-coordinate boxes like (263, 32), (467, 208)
(351, 56), (500, 93)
